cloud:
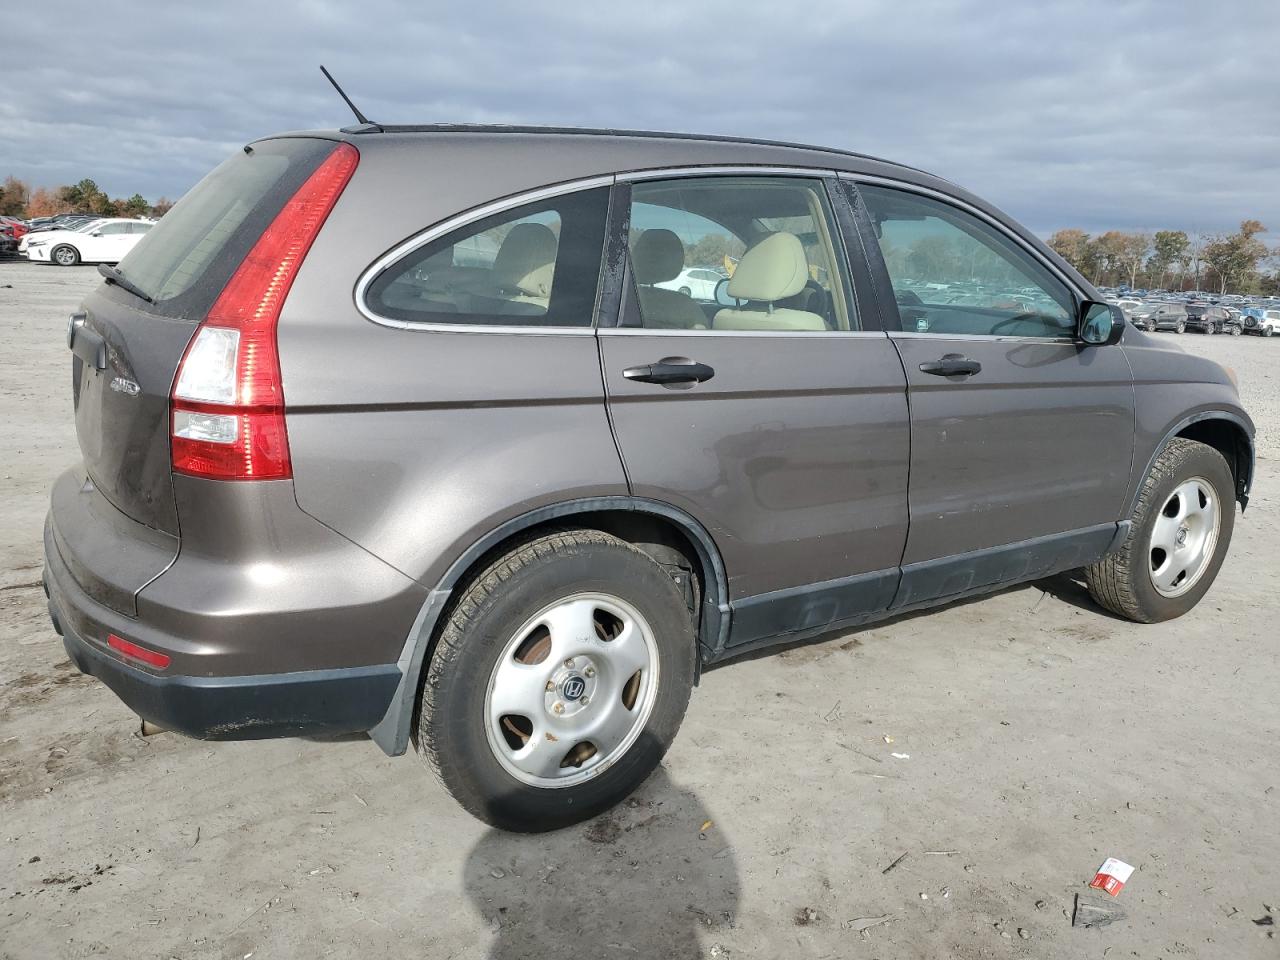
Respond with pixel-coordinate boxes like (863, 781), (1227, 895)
(4, 0), (1278, 236)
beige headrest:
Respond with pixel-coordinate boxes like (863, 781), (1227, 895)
(493, 222), (558, 296)
(726, 232), (809, 303)
(632, 229), (685, 284)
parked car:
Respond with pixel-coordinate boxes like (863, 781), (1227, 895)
(1186, 304), (1241, 336)
(0, 215), (27, 253)
(1242, 308), (1280, 337)
(43, 126), (1254, 831)
(654, 266), (726, 301)
(1129, 301), (1189, 332)
(29, 214), (101, 233)
(23, 218), (153, 266)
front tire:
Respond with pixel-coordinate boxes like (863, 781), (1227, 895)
(1230, 324), (1242, 336)
(1264, 326), (1275, 338)
(1084, 438), (1234, 623)
(417, 528), (696, 831)
(51, 245), (80, 267)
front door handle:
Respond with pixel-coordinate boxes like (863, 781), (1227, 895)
(622, 357), (716, 385)
(919, 354), (981, 377)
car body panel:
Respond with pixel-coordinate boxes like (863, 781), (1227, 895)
(1119, 339), (1253, 511)
(41, 125), (1254, 755)
(885, 333), (1136, 565)
(599, 329), (911, 605)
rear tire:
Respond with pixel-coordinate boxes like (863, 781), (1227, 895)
(1230, 324), (1242, 336)
(678, 286), (692, 297)
(1264, 326), (1274, 338)
(1084, 438), (1234, 623)
(52, 245), (80, 267)
(1175, 320), (1186, 334)
(417, 528), (696, 831)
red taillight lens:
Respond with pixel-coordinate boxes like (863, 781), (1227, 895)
(108, 633), (171, 670)
(171, 142), (359, 480)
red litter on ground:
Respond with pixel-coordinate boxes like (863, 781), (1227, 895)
(1089, 858), (1135, 897)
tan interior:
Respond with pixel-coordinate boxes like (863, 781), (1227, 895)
(713, 232), (826, 331)
(631, 229), (708, 329)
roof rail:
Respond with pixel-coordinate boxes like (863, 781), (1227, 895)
(345, 122), (938, 179)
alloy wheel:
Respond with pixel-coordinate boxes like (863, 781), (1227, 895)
(483, 592), (660, 788)
(1148, 477), (1220, 598)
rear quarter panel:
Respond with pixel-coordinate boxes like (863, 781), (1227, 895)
(276, 142), (630, 587)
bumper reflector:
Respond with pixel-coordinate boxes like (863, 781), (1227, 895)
(108, 634), (171, 670)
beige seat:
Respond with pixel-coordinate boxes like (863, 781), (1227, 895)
(713, 232), (825, 331)
(467, 222), (558, 312)
(631, 229), (709, 330)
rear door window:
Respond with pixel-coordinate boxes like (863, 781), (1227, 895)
(625, 176), (856, 331)
(116, 137), (338, 319)
(364, 187), (610, 328)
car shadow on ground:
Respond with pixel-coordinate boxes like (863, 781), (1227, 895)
(463, 765), (738, 958)
(709, 569), (1124, 670)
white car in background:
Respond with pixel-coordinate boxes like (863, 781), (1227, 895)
(655, 266), (726, 301)
(23, 218), (154, 266)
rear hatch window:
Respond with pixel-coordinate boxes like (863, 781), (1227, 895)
(72, 137), (337, 542)
(118, 138), (337, 317)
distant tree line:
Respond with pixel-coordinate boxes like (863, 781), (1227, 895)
(1048, 221), (1278, 295)
(0, 175), (173, 220)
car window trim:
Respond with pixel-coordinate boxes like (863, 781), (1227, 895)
(840, 173), (1090, 341)
(355, 174), (615, 335)
(603, 165), (879, 337)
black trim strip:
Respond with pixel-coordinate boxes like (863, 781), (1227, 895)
(1125, 411), (1254, 514)
(892, 523), (1117, 609)
(369, 496), (731, 756)
(60, 626), (399, 741)
(727, 568), (898, 649)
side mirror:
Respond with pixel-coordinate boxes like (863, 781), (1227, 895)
(1078, 300), (1124, 346)
(90, 230), (102, 237)
(713, 277), (736, 307)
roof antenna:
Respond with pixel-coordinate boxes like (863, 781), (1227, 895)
(319, 65), (379, 131)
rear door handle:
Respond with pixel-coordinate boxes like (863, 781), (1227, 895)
(622, 357), (716, 385)
(919, 354), (981, 377)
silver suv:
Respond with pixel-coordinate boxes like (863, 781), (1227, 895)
(44, 125), (1254, 830)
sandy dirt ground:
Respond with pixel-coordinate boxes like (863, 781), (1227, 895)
(1, 258), (1277, 959)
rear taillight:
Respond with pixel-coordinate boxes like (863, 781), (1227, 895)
(171, 142), (359, 480)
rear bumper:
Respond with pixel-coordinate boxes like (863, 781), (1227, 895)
(42, 465), (429, 743)
(44, 526), (402, 740)
(58, 616), (400, 740)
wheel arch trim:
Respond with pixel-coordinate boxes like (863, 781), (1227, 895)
(367, 496), (730, 757)
(1126, 410), (1255, 518)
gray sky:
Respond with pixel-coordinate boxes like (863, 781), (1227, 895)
(5, 0), (1279, 237)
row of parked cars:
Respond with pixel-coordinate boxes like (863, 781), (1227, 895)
(0, 212), (155, 265)
(1102, 289), (1280, 338)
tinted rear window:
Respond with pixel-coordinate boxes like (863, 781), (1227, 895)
(116, 137), (336, 318)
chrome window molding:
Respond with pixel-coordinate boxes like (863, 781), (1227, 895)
(355, 174), (615, 333)
(617, 166), (873, 337)
(838, 173), (1090, 304)
(600, 327), (888, 339)
(887, 331), (1076, 344)
(617, 165), (838, 182)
